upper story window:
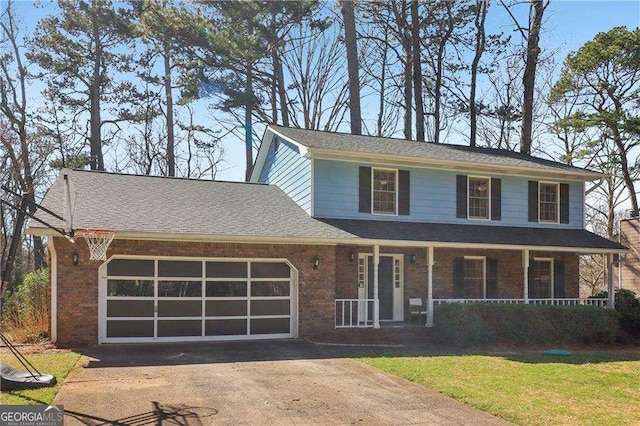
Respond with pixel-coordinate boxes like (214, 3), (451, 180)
(372, 169), (397, 214)
(529, 181), (569, 224)
(539, 182), (559, 223)
(359, 167), (409, 216)
(457, 175), (501, 221)
(468, 177), (490, 220)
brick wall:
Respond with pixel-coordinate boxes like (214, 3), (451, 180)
(52, 236), (581, 347)
(618, 218), (640, 295)
(52, 237), (336, 347)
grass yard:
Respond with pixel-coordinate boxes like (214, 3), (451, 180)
(0, 350), (81, 405)
(359, 351), (640, 425)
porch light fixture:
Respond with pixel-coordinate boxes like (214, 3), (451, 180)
(349, 252), (355, 262)
(410, 254), (417, 264)
(314, 258), (320, 269)
(72, 251), (79, 266)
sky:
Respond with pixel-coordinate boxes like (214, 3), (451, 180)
(3, 0), (640, 182)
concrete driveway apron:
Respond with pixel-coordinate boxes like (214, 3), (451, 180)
(55, 340), (512, 425)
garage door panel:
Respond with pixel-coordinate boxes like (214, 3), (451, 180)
(251, 282), (290, 297)
(107, 320), (154, 338)
(158, 260), (202, 278)
(158, 281), (202, 297)
(158, 300), (202, 317)
(206, 282), (247, 297)
(251, 262), (290, 278)
(206, 319), (247, 336)
(107, 280), (154, 297)
(206, 262), (247, 278)
(107, 259), (154, 277)
(205, 300), (247, 316)
(107, 300), (154, 317)
(158, 320), (201, 337)
(251, 300), (290, 316)
(250, 318), (290, 335)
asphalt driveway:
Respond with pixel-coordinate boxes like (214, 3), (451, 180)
(56, 340), (511, 425)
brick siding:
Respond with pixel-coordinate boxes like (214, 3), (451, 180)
(617, 219), (640, 295)
(53, 237), (580, 347)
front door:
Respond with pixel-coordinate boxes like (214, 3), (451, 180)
(368, 257), (393, 320)
(362, 255), (403, 322)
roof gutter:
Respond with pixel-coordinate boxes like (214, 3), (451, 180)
(30, 228), (628, 255)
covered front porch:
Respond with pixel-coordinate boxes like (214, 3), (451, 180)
(334, 244), (618, 329)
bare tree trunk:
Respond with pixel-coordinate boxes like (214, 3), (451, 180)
(163, 36), (175, 177)
(433, 1), (455, 145)
(391, 1), (412, 139)
(377, 26), (389, 137)
(90, 1), (104, 170)
(274, 50), (289, 126)
(411, 0), (425, 141)
(341, 0), (361, 135)
(469, 0), (488, 147)
(520, 0), (545, 155)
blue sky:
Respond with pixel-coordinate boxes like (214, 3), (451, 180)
(4, 0), (640, 182)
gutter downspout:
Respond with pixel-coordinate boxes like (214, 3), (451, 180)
(49, 237), (57, 344)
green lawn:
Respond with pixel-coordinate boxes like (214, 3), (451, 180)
(0, 351), (81, 405)
(359, 351), (640, 425)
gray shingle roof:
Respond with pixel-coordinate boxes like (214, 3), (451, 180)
(29, 169), (354, 240)
(318, 218), (627, 251)
(269, 125), (599, 177)
(29, 169), (625, 252)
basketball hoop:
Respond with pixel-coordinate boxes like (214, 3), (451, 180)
(82, 229), (115, 261)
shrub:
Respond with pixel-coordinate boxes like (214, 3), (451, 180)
(593, 289), (640, 338)
(2, 269), (50, 343)
(434, 303), (619, 347)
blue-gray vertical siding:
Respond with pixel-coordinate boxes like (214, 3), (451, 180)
(258, 136), (311, 214)
(313, 159), (584, 229)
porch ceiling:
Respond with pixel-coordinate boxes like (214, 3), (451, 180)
(318, 218), (628, 253)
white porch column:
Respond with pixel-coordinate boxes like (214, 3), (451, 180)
(426, 246), (434, 327)
(373, 245), (380, 328)
(523, 249), (530, 304)
(607, 253), (615, 309)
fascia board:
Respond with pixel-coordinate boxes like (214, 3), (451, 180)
(34, 228), (628, 254)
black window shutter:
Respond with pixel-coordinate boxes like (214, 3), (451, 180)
(398, 170), (410, 215)
(491, 178), (501, 221)
(453, 257), (464, 298)
(560, 183), (570, 224)
(528, 181), (538, 222)
(486, 258), (498, 298)
(554, 260), (565, 298)
(456, 175), (467, 218)
(359, 167), (372, 213)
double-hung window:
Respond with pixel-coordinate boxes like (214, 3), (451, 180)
(530, 259), (553, 298)
(463, 257), (485, 298)
(468, 177), (490, 219)
(372, 169), (397, 214)
(539, 182), (559, 223)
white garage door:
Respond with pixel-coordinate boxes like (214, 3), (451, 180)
(99, 257), (297, 343)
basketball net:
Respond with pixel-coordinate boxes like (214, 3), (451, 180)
(83, 229), (115, 261)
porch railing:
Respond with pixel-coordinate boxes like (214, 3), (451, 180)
(433, 298), (609, 307)
(335, 299), (374, 328)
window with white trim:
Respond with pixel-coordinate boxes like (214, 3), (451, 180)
(468, 177), (490, 219)
(539, 182), (559, 223)
(372, 169), (397, 214)
(531, 259), (553, 298)
(463, 257), (485, 298)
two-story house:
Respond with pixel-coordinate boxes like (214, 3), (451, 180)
(29, 125), (627, 346)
